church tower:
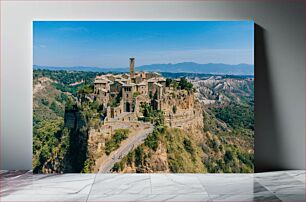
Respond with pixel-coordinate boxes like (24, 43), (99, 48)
(129, 58), (135, 78)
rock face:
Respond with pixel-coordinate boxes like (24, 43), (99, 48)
(146, 142), (170, 172)
(121, 142), (170, 173)
(64, 106), (86, 130)
(63, 106), (89, 173)
(87, 125), (112, 166)
(161, 89), (203, 130)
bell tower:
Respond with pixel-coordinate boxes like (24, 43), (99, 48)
(129, 58), (135, 78)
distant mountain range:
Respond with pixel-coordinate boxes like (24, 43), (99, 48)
(33, 62), (254, 75)
(33, 65), (124, 73)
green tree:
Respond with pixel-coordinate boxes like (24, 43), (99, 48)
(178, 77), (193, 91)
(39, 146), (50, 164)
(183, 138), (194, 155)
(166, 78), (172, 87)
(41, 98), (49, 106)
(172, 105), (177, 114)
(105, 129), (129, 155)
(224, 150), (234, 164)
(144, 129), (159, 151)
(135, 146), (144, 167)
(112, 163), (121, 172)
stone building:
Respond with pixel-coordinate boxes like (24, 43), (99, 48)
(94, 78), (111, 93)
(96, 88), (109, 107)
(154, 83), (163, 100)
(147, 79), (156, 98)
(110, 80), (123, 93)
(136, 82), (147, 95)
(122, 83), (135, 112)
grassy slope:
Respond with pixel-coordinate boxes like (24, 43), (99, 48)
(115, 127), (206, 173)
(164, 128), (206, 173)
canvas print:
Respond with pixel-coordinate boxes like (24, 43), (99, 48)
(33, 21), (254, 173)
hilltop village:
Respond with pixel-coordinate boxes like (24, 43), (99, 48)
(91, 58), (202, 128)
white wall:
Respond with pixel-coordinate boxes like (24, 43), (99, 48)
(1, 0), (304, 171)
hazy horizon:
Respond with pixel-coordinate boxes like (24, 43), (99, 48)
(33, 61), (254, 69)
(34, 21), (254, 68)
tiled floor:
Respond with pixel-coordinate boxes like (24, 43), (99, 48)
(0, 170), (305, 201)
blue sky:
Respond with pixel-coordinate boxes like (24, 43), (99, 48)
(33, 21), (254, 68)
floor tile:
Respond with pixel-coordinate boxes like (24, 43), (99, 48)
(0, 170), (31, 179)
(144, 194), (211, 202)
(197, 174), (255, 195)
(1, 172), (44, 196)
(286, 170), (306, 183)
(1, 174), (95, 196)
(90, 174), (151, 195)
(88, 194), (211, 202)
(0, 194), (88, 202)
(253, 181), (273, 194)
(253, 194), (282, 202)
(256, 173), (305, 195)
(0, 170), (9, 175)
(1, 170), (305, 202)
(150, 174), (207, 195)
(255, 171), (295, 180)
(275, 194), (306, 202)
(210, 194), (282, 202)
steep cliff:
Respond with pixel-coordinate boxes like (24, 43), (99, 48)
(63, 106), (89, 173)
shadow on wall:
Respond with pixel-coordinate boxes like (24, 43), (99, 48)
(254, 24), (285, 172)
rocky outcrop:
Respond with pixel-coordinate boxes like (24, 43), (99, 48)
(63, 106), (89, 173)
(64, 106), (86, 130)
(160, 89), (203, 130)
